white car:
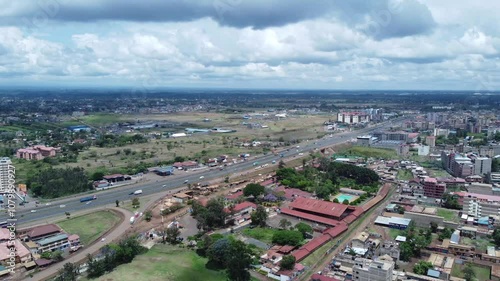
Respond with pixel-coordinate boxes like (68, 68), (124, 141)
(30, 210), (37, 213)
(45, 203), (52, 206)
(184, 180), (189, 183)
(59, 205), (66, 208)
(162, 184), (166, 188)
(199, 176), (204, 179)
(86, 201), (92, 205)
(299, 153), (304, 156)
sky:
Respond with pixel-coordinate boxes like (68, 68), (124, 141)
(0, 0), (499, 90)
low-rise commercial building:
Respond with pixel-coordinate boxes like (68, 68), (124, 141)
(352, 258), (394, 281)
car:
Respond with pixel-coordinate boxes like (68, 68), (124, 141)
(184, 180), (189, 183)
(101, 237), (106, 242)
(59, 205), (66, 208)
(199, 176), (204, 179)
(45, 203), (52, 206)
(299, 153), (304, 156)
(86, 201), (92, 205)
(162, 184), (166, 188)
(30, 210), (37, 213)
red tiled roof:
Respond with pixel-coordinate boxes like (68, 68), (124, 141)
(35, 259), (53, 266)
(311, 274), (341, 281)
(280, 208), (339, 226)
(28, 224), (61, 239)
(292, 248), (310, 262)
(342, 214), (357, 224)
(290, 197), (349, 218)
(275, 186), (312, 200)
(225, 191), (244, 200)
(278, 245), (295, 254)
(261, 179), (274, 186)
(323, 224), (348, 239)
(303, 235), (330, 252)
(230, 201), (257, 213)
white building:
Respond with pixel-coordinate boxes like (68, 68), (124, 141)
(0, 157), (13, 192)
(352, 258), (394, 281)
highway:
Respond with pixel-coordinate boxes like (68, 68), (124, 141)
(2, 118), (407, 226)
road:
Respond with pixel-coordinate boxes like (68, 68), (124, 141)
(2, 117), (408, 226)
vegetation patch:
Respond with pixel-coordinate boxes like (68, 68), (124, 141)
(451, 263), (490, 281)
(337, 146), (397, 159)
(436, 208), (459, 222)
(242, 227), (278, 244)
(58, 210), (121, 245)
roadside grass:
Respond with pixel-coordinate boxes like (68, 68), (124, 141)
(57, 210), (121, 245)
(337, 146), (397, 159)
(86, 244), (250, 281)
(451, 263), (490, 280)
(437, 208), (459, 222)
(242, 227), (278, 244)
(121, 198), (148, 213)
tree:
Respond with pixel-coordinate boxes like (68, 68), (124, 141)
(347, 248), (357, 256)
(295, 222), (313, 238)
(91, 171), (105, 181)
(145, 211), (152, 222)
(280, 255), (296, 270)
(226, 240), (252, 281)
(250, 205), (268, 227)
(207, 237), (232, 267)
(430, 222), (438, 233)
(115, 200), (120, 207)
(463, 263), (476, 281)
(493, 158), (500, 173)
(413, 261), (433, 275)
(86, 254), (105, 278)
(52, 250), (64, 262)
(55, 262), (79, 281)
(243, 183), (265, 197)
(272, 230), (304, 246)
(166, 226), (180, 244)
(132, 198), (140, 208)
(333, 198), (339, 203)
(342, 199), (349, 205)
(278, 160), (286, 169)
(399, 242), (413, 261)
(492, 228), (500, 247)
(439, 227), (453, 241)
(279, 219), (292, 230)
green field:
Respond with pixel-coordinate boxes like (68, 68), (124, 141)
(461, 237), (496, 252)
(437, 208), (459, 222)
(396, 169), (413, 181)
(242, 227), (278, 244)
(57, 211), (121, 245)
(338, 146), (397, 159)
(451, 263), (490, 280)
(388, 228), (403, 239)
(89, 244), (228, 281)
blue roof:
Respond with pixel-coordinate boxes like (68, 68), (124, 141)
(478, 217), (489, 225)
(427, 269), (440, 278)
(450, 231), (460, 243)
(37, 234), (68, 246)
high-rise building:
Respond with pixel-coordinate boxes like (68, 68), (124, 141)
(352, 258), (394, 281)
(0, 157), (14, 192)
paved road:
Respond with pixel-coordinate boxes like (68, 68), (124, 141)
(2, 117), (408, 226)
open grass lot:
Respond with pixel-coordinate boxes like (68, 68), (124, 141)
(451, 263), (490, 280)
(57, 210), (121, 245)
(89, 244), (231, 281)
(396, 169), (413, 181)
(242, 227), (278, 244)
(437, 208), (459, 222)
(461, 237), (496, 252)
(429, 169), (450, 177)
(388, 228), (403, 239)
(337, 146), (397, 159)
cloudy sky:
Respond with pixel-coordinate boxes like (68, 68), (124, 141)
(0, 0), (499, 90)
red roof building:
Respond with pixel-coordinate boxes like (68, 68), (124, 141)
(280, 208), (339, 227)
(323, 223), (348, 239)
(225, 191), (244, 201)
(289, 197), (350, 220)
(225, 201), (257, 214)
(27, 224), (61, 240)
(275, 186), (312, 200)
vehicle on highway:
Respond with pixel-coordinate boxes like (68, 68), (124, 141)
(80, 195), (97, 203)
(199, 176), (204, 179)
(162, 184), (166, 188)
(298, 153), (304, 156)
(59, 205), (66, 208)
(129, 189), (143, 195)
(31, 210), (37, 213)
(184, 180), (189, 183)
(272, 160), (276, 164)
(86, 201), (92, 205)
(45, 203), (51, 206)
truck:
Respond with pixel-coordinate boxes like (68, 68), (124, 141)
(80, 195), (97, 203)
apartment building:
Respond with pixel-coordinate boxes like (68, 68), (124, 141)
(423, 177), (446, 198)
(0, 157), (13, 192)
(453, 191), (500, 217)
(352, 258), (394, 281)
(337, 112), (370, 124)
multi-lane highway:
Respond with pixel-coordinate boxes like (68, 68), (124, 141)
(3, 118), (407, 226)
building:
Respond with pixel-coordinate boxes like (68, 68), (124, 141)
(453, 191), (500, 217)
(374, 216), (411, 229)
(351, 232), (370, 249)
(288, 197), (352, 221)
(0, 158), (13, 194)
(352, 258), (394, 281)
(0, 240), (31, 266)
(356, 136), (375, 146)
(441, 152), (475, 178)
(16, 145), (57, 160)
(379, 241), (400, 261)
(426, 136), (436, 147)
(473, 157), (492, 176)
(337, 112), (370, 124)
(423, 177), (446, 198)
